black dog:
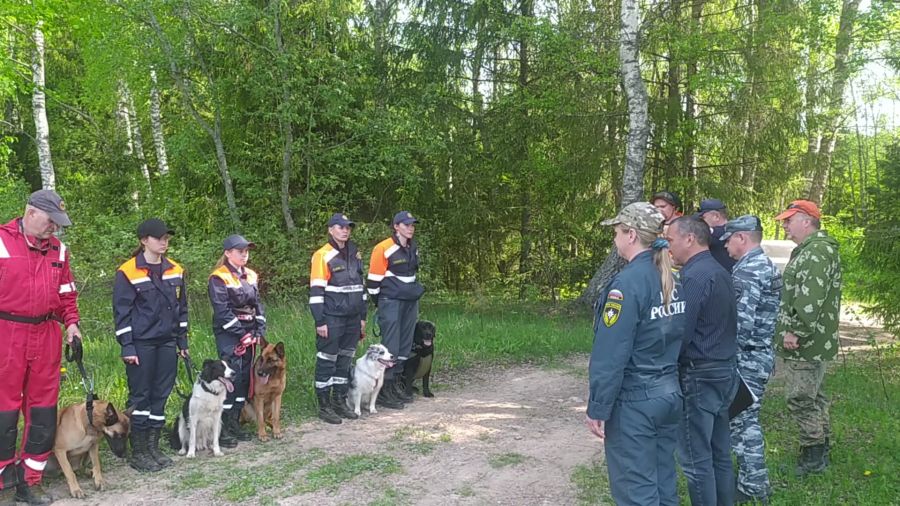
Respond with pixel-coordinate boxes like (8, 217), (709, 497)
(402, 320), (436, 398)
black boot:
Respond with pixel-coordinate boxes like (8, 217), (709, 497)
(317, 391), (342, 424)
(225, 408), (252, 442)
(218, 411), (239, 449)
(12, 467), (52, 505)
(393, 376), (413, 403)
(376, 379), (405, 410)
(146, 427), (173, 468)
(332, 391), (359, 420)
(129, 429), (162, 473)
(796, 444), (828, 476)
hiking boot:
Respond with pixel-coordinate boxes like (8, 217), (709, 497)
(393, 377), (413, 403)
(129, 430), (162, 473)
(218, 420), (239, 449)
(796, 444), (827, 476)
(147, 427), (173, 468)
(332, 392), (359, 420)
(735, 487), (769, 505)
(13, 483), (52, 505)
(224, 409), (252, 442)
(317, 391), (342, 424)
(376, 379), (405, 410)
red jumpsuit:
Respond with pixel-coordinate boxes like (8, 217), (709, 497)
(0, 218), (79, 488)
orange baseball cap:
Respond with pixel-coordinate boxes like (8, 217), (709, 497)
(775, 200), (821, 221)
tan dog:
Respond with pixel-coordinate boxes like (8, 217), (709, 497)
(241, 340), (286, 441)
(51, 401), (130, 498)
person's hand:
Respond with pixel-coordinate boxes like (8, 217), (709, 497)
(123, 355), (140, 365)
(316, 324), (328, 338)
(360, 321), (366, 341)
(585, 416), (605, 442)
(65, 323), (82, 345)
(179, 348), (190, 358)
(783, 332), (800, 350)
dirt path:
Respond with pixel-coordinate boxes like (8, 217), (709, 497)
(48, 360), (602, 506)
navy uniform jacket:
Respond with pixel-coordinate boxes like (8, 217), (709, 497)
(309, 239), (367, 327)
(588, 251), (687, 421)
(113, 253), (189, 358)
(208, 262), (266, 343)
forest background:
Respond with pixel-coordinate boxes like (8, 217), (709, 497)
(1, 0), (900, 334)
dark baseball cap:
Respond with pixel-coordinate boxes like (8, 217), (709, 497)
(650, 190), (681, 210)
(223, 234), (255, 251)
(327, 213), (355, 228)
(137, 218), (175, 239)
(392, 211), (419, 225)
(720, 215), (764, 242)
(28, 189), (72, 226)
(696, 198), (727, 216)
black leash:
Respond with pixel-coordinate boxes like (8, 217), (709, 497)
(64, 336), (94, 425)
(371, 307), (381, 338)
(176, 354), (196, 400)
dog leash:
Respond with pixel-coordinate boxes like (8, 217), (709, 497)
(64, 334), (94, 426)
(371, 308), (381, 338)
(176, 354), (196, 400)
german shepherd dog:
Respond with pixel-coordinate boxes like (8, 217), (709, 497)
(170, 359), (235, 458)
(402, 320), (436, 398)
(51, 401), (130, 498)
(241, 340), (287, 442)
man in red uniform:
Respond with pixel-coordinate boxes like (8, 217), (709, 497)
(0, 189), (81, 505)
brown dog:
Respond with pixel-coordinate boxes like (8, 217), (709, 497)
(241, 340), (286, 441)
(51, 401), (130, 498)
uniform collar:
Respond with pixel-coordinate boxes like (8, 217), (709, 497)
(735, 246), (763, 269)
(16, 217), (51, 252)
(224, 260), (245, 278)
(392, 233), (412, 248)
(136, 251), (173, 272)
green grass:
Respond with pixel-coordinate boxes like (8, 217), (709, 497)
(570, 352), (900, 505)
(367, 486), (409, 506)
(291, 454), (402, 494)
(214, 448), (326, 502)
(61, 292), (594, 427)
(488, 452), (529, 468)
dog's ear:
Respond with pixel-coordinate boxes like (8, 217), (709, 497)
(104, 403), (119, 427)
(274, 342), (285, 358)
(259, 335), (269, 349)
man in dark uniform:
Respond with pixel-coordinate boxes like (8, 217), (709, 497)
(309, 214), (367, 423)
(667, 216), (739, 506)
(696, 198), (736, 271)
(0, 190), (81, 505)
(587, 202), (686, 506)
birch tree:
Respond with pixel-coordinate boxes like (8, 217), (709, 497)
(31, 20), (54, 189)
(579, 0), (650, 306)
(148, 68), (169, 176)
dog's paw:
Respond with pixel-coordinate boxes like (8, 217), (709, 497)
(186, 452), (196, 459)
(354, 410), (362, 416)
(213, 450), (224, 457)
(178, 449), (187, 456)
(369, 408), (377, 414)
(70, 486), (86, 499)
(258, 433), (270, 442)
(273, 431), (283, 440)
(424, 391), (435, 398)
(94, 476), (106, 491)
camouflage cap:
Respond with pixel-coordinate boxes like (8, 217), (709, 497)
(720, 214), (763, 242)
(600, 202), (664, 233)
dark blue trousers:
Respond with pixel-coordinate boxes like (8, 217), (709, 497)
(378, 298), (418, 380)
(125, 340), (177, 431)
(677, 360), (738, 506)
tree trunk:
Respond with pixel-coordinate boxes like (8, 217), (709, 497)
(31, 21), (55, 190)
(517, 0), (533, 301)
(149, 68), (170, 176)
(273, 1), (297, 234)
(683, 0), (704, 189)
(148, 9), (240, 228)
(578, 0), (650, 307)
(808, 0), (861, 204)
(127, 88), (151, 185)
(117, 81), (134, 156)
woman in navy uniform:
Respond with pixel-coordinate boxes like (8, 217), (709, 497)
(308, 213), (367, 424)
(208, 234), (266, 446)
(586, 203), (687, 506)
(113, 219), (189, 473)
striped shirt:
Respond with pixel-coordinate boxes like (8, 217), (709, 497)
(679, 250), (738, 361)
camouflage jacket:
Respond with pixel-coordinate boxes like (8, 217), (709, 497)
(775, 230), (842, 361)
(733, 246), (782, 351)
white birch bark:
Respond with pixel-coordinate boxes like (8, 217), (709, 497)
(149, 68), (170, 176)
(117, 81), (135, 156)
(127, 89), (150, 184)
(31, 21), (55, 190)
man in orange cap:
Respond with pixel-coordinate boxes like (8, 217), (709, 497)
(774, 200), (842, 477)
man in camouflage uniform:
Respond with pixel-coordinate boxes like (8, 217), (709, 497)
(774, 200), (842, 476)
(722, 215), (783, 504)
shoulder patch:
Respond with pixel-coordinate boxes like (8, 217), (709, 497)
(602, 302), (621, 327)
(607, 289), (624, 301)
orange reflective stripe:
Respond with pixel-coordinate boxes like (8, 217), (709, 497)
(310, 244), (333, 286)
(368, 238), (392, 277)
(163, 259), (184, 279)
(117, 258), (150, 284)
(210, 265), (241, 288)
